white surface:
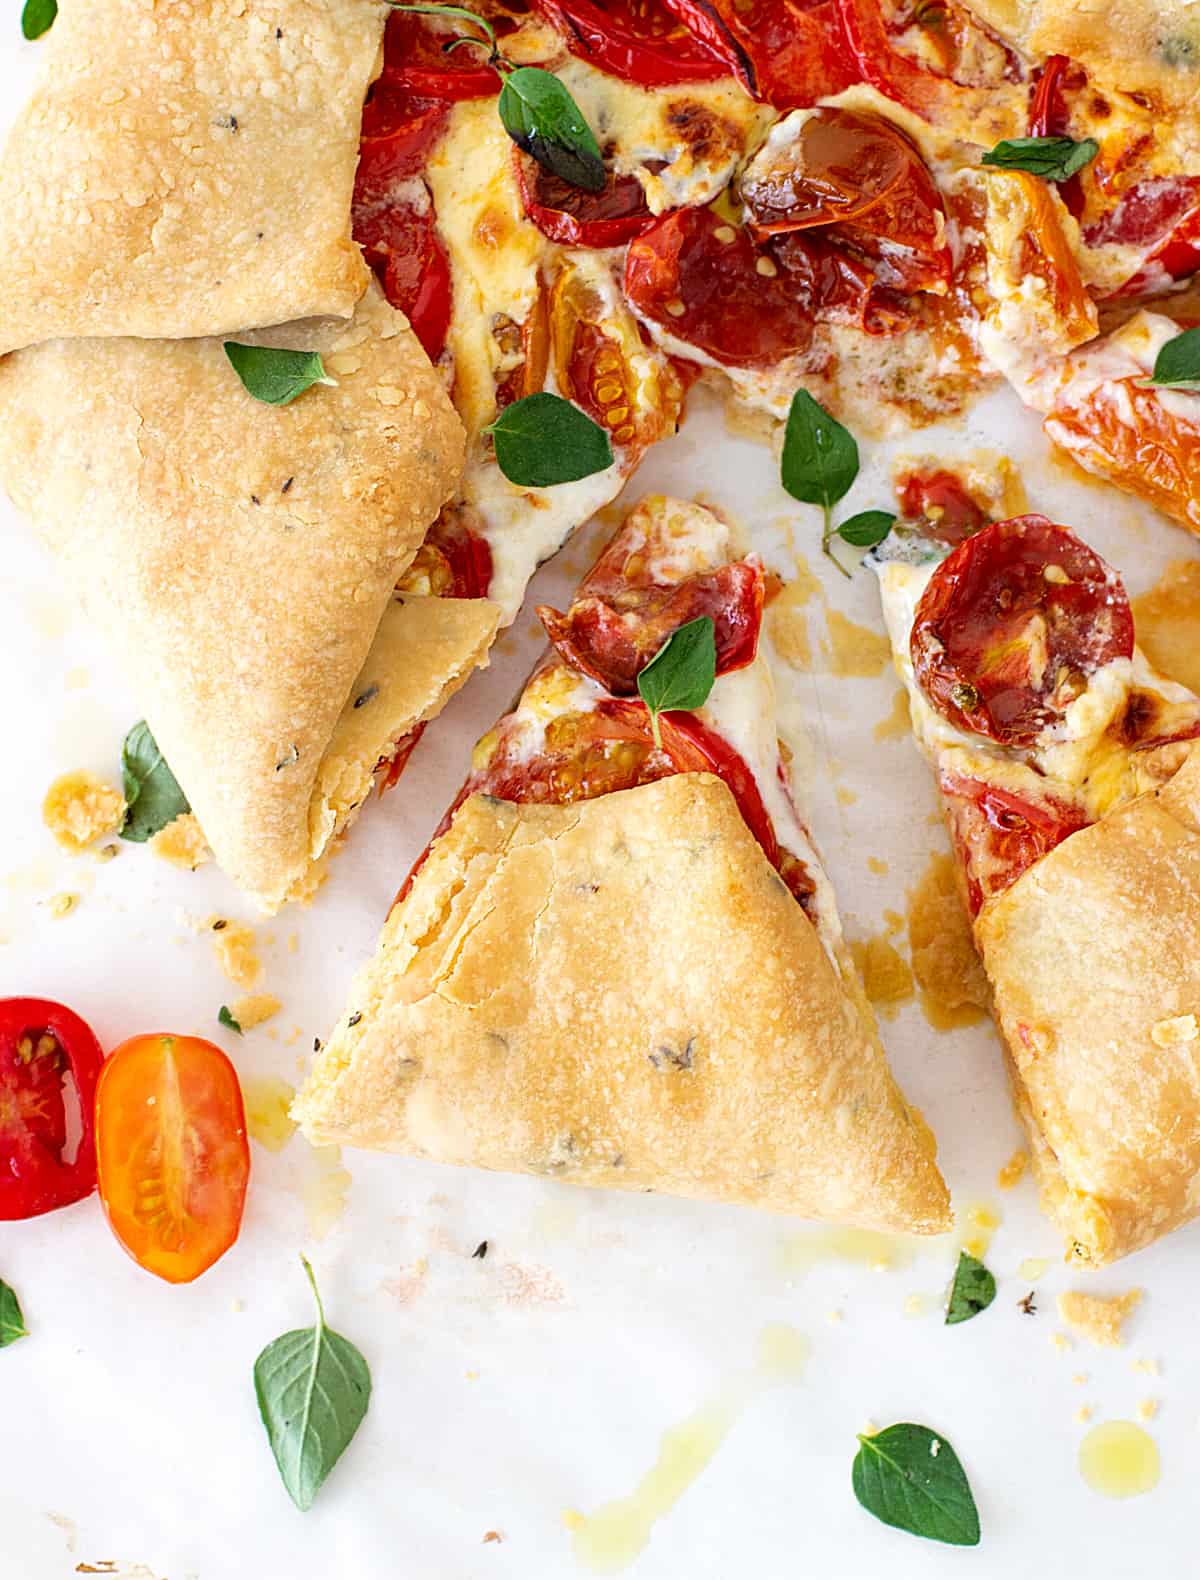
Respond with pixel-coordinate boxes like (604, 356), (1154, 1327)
(2, 28), (1198, 1580)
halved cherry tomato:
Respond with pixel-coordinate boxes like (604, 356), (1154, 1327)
(356, 91), (450, 202)
(515, 152), (656, 247)
(1027, 54), (1086, 219)
(1086, 177), (1200, 296)
(896, 468), (987, 541)
(354, 190), (453, 362)
(662, 0), (858, 108)
(531, 0), (729, 86)
(378, 11), (503, 101)
(0, 998), (103, 1220)
(1003, 172), (1095, 349)
(940, 772), (1089, 915)
(538, 558), (764, 692)
(95, 1034), (249, 1284)
(911, 515), (1134, 747)
(410, 512), (495, 602)
(741, 106), (951, 294)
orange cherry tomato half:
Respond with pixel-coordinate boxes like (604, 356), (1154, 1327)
(95, 1034), (250, 1284)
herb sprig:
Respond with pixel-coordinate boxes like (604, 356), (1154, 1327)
(20, 0), (56, 40)
(637, 616), (717, 748)
(781, 392), (893, 572)
(225, 345), (332, 407)
(945, 1251), (996, 1325)
(0, 1278), (28, 1347)
(484, 392), (613, 487)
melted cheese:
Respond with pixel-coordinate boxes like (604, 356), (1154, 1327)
(1038, 310), (1200, 427)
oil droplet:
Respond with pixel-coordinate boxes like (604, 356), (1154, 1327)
(958, 1201), (1001, 1259)
(906, 852), (989, 1031)
(1018, 1257), (1049, 1282)
(996, 1149), (1028, 1190)
(756, 1323), (809, 1380)
(873, 688), (911, 742)
(823, 609), (891, 678)
(777, 1226), (917, 1275)
(302, 1144), (351, 1240)
(1132, 560), (1200, 694)
(571, 1399), (738, 1573)
(1078, 1421), (1160, 1499)
(242, 1075), (297, 1153)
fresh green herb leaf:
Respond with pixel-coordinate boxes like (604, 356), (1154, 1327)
(980, 135), (1098, 181)
(853, 1423), (981, 1547)
(485, 391), (612, 487)
(224, 344), (331, 407)
(254, 1256), (371, 1512)
(499, 66), (605, 193)
(1144, 325), (1200, 392)
(637, 616), (717, 748)
(21, 0), (56, 38)
(945, 1251), (996, 1325)
(120, 721), (189, 844)
(781, 390), (860, 576)
(837, 510), (895, 549)
(0, 1278), (28, 1347)
(218, 1005), (243, 1036)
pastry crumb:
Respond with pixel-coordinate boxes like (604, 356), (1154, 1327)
(208, 919), (261, 988)
(1138, 1398), (1160, 1422)
(1132, 1357), (1161, 1377)
(997, 1148), (1029, 1190)
(1072, 1372), (1089, 1386)
(1057, 1289), (1142, 1349)
(826, 1309), (844, 1324)
(867, 856), (888, 875)
(46, 891), (78, 919)
(1051, 1331), (1073, 1353)
(1074, 1405), (1093, 1425)
(1151, 1013), (1198, 1047)
(42, 770), (124, 852)
(561, 1510), (585, 1533)
(148, 812), (210, 869)
(230, 993), (281, 1031)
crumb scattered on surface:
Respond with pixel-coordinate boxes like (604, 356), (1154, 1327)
(1051, 1331), (1073, 1353)
(904, 1293), (927, 1317)
(867, 856), (888, 875)
(1073, 1372), (1088, 1386)
(836, 785), (858, 806)
(1132, 1357), (1161, 1377)
(42, 771), (124, 852)
(562, 1510), (586, 1533)
(997, 1149), (1029, 1190)
(482, 1531), (503, 1544)
(1075, 1405), (1093, 1424)
(47, 891), (78, 919)
(850, 934), (914, 1018)
(93, 843), (119, 864)
(148, 812), (210, 869)
(230, 1298), (245, 1313)
(209, 919), (260, 988)
(827, 1309), (844, 1324)
(1018, 1292), (1037, 1316)
(1138, 1398), (1160, 1422)
(1058, 1289), (1142, 1349)
(230, 993), (279, 1030)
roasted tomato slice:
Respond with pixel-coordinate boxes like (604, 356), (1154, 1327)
(356, 90), (450, 201)
(896, 468), (988, 541)
(1086, 177), (1200, 296)
(911, 515), (1134, 747)
(538, 559), (764, 693)
(531, 0), (730, 86)
(96, 1034), (249, 1285)
(0, 998), (103, 1220)
(740, 106), (950, 293)
(398, 512), (495, 602)
(354, 189), (453, 362)
(516, 152), (656, 247)
(661, 0), (858, 108)
(1027, 54), (1085, 219)
(378, 11), (503, 100)
(940, 772), (1089, 916)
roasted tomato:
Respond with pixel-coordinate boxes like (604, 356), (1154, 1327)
(516, 153), (656, 248)
(740, 106), (951, 294)
(661, 0), (858, 108)
(354, 188), (453, 362)
(911, 515), (1134, 746)
(896, 468), (988, 541)
(378, 10), (503, 101)
(96, 1034), (249, 1284)
(538, 558), (764, 693)
(1027, 54), (1085, 218)
(356, 91), (450, 201)
(1001, 173), (1096, 351)
(940, 772), (1089, 915)
(0, 998), (103, 1220)
(1086, 177), (1200, 297)
(398, 512), (495, 602)
(531, 0), (730, 86)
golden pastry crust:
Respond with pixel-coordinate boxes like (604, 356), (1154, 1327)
(295, 774), (951, 1233)
(978, 744), (1200, 1265)
(0, 286), (469, 911)
(0, 0), (383, 353)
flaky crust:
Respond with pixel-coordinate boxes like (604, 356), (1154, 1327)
(978, 744), (1200, 1265)
(295, 774), (951, 1233)
(0, 285), (467, 910)
(0, 0), (383, 352)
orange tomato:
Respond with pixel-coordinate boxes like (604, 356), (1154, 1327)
(95, 1034), (250, 1284)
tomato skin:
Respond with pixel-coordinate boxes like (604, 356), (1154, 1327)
(911, 515), (1134, 747)
(0, 998), (103, 1220)
(836, 0), (1021, 122)
(378, 11), (503, 100)
(515, 153), (657, 248)
(354, 191), (453, 362)
(531, 0), (730, 86)
(1085, 177), (1200, 296)
(356, 93), (450, 201)
(941, 772), (1088, 916)
(896, 468), (987, 541)
(662, 0), (857, 108)
(96, 1035), (249, 1285)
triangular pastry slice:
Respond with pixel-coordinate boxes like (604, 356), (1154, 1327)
(872, 503), (1200, 1264)
(0, 285), (490, 911)
(295, 496), (951, 1233)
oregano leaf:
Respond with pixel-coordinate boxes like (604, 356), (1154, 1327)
(225, 344), (331, 407)
(1144, 325), (1200, 392)
(945, 1251), (996, 1325)
(837, 510), (895, 549)
(498, 66), (605, 193)
(781, 390), (859, 510)
(0, 1278), (28, 1347)
(120, 721), (190, 844)
(485, 391), (613, 486)
(853, 1423), (981, 1546)
(637, 616), (716, 747)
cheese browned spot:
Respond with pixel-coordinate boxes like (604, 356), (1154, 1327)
(42, 770), (124, 852)
(1057, 1289), (1143, 1348)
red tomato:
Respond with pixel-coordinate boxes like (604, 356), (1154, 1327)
(537, 559), (765, 693)
(515, 153), (657, 247)
(354, 190), (453, 362)
(836, 0), (1022, 123)
(940, 772), (1089, 915)
(1027, 52), (1085, 217)
(911, 515), (1134, 747)
(662, 0), (858, 108)
(1086, 177), (1200, 296)
(896, 468), (988, 541)
(740, 106), (951, 294)
(0, 998), (103, 1220)
(378, 11), (503, 100)
(531, 0), (730, 86)
(96, 1034), (249, 1284)
(356, 91), (450, 201)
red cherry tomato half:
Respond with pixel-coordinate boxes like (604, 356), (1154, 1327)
(537, 558), (765, 693)
(1086, 177), (1200, 296)
(356, 91), (450, 201)
(911, 515), (1134, 747)
(354, 188), (453, 362)
(896, 468), (988, 542)
(940, 772), (1089, 915)
(378, 11), (503, 100)
(836, 0), (1021, 123)
(531, 0), (730, 86)
(661, 0), (858, 108)
(95, 1034), (249, 1284)
(1027, 55), (1086, 221)
(515, 152), (657, 248)
(0, 997), (103, 1220)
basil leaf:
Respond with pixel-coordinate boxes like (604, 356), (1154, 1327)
(837, 510), (895, 549)
(853, 1423), (980, 1547)
(781, 390), (859, 511)
(254, 1256), (371, 1512)
(1145, 325), (1200, 392)
(485, 392), (613, 487)
(637, 616), (716, 747)
(945, 1251), (996, 1325)
(218, 1005), (243, 1035)
(498, 67), (605, 194)
(120, 721), (189, 844)
(980, 135), (1098, 181)
(0, 1278), (28, 1347)
(224, 344), (330, 407)
(21, 0), (56, 39)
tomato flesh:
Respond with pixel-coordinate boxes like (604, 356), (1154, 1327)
(378, 11), (503, 100)
(662, 0), (858, 108)
(896, 468), (988, 541)
(96, 1035), (249, 1284)
(911, 515), (1134, 746)
(516, 153), (656, 248)
(836, 0), (1022, 122)
(0, 998), (103, 1220)
(941, 773), (1089, 916)
(1085, 177), (1200, 295)
(354, 189), (453, 362)
(531, 0), (730, 86)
